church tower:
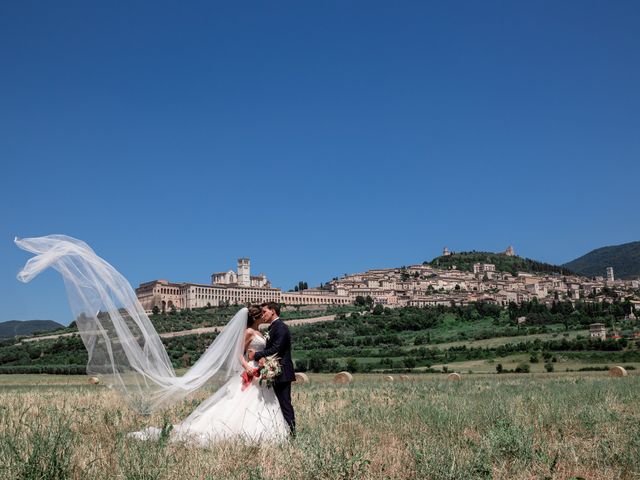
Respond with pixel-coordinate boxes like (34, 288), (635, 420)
(606, 266), (614, 283)
(237, 258), (250, 286)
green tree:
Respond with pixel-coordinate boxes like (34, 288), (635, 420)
(345, 358), (359, 373)
(365, 296), (374, 309)
(327, 360), (341, 373)
(308, 356), (322, 373)
(380, 358), (393, 369)
(294, 359), (308, 372)
(403, 357), (417, 369)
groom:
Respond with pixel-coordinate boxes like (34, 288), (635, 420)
(248, 301), (296, 436)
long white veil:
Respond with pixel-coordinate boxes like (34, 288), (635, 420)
(14, 235), (247, 413)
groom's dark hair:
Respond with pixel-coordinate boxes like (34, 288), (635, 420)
(261, 301), (281, 316)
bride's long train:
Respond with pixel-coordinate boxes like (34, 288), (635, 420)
(14, 235), (246, 413)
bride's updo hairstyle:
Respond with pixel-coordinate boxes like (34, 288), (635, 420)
(247, 306), (262, 327)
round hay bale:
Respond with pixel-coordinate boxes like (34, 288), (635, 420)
(383, 375), (394, 382)
(88, 376), (100, 385)
(447, 372), (462, 381)
(294, 372), (309, 384)
(399, 374), (410, 381)
(333, 371), (353, 384)
(609, 366), (628, 377)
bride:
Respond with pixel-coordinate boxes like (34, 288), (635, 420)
(14, 235), (289, 445)
(131, 306), (289, 444)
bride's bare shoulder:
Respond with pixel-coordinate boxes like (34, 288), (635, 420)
(245, 328), (264, 340)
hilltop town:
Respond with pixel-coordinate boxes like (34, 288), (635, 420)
(136, 246), (640, 313)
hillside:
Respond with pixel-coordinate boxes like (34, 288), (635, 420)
(3, 301), (638, 374)
(426, 251), (574, 276)
(0, 320), (65, 340)
(563, 241), (640, 279)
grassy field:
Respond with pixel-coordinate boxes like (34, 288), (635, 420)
(1, 372), (638, 479)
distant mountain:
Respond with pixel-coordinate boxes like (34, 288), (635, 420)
(0, 320), (65, 339)
(563, 241), (640, 279)
(427, 251), (573, 276)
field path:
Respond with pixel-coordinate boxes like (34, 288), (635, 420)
(20, 314), (338, 342)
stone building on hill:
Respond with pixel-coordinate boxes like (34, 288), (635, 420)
(211, 258), (270, 288)
(135, 257), (349, 314)
(590, 323), (606, 341)
(136, 250), (639, 314)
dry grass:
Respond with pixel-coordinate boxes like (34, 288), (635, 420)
(0, 373), (639, 479)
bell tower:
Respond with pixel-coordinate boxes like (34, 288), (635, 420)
(237, 258), (250, 286)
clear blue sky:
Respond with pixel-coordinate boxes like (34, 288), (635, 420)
(2, 1), (639, 324)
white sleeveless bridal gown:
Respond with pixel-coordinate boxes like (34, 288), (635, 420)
(130, 334), (289, 445)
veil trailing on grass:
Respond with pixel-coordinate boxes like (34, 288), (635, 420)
(15, 235), (246, 413)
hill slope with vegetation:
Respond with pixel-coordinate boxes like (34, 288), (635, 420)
(427, 251), (574, 276)
(0, 320), (65, 340)
(563, 241), (640, 279)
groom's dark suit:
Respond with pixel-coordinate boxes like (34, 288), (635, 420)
(254, 317), (296, 435)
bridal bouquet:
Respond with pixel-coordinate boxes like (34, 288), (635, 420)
(258, 355), (282, 389)
(241, 355), (282, 391)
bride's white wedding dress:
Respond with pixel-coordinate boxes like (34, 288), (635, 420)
(130, 334), (289, 445)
